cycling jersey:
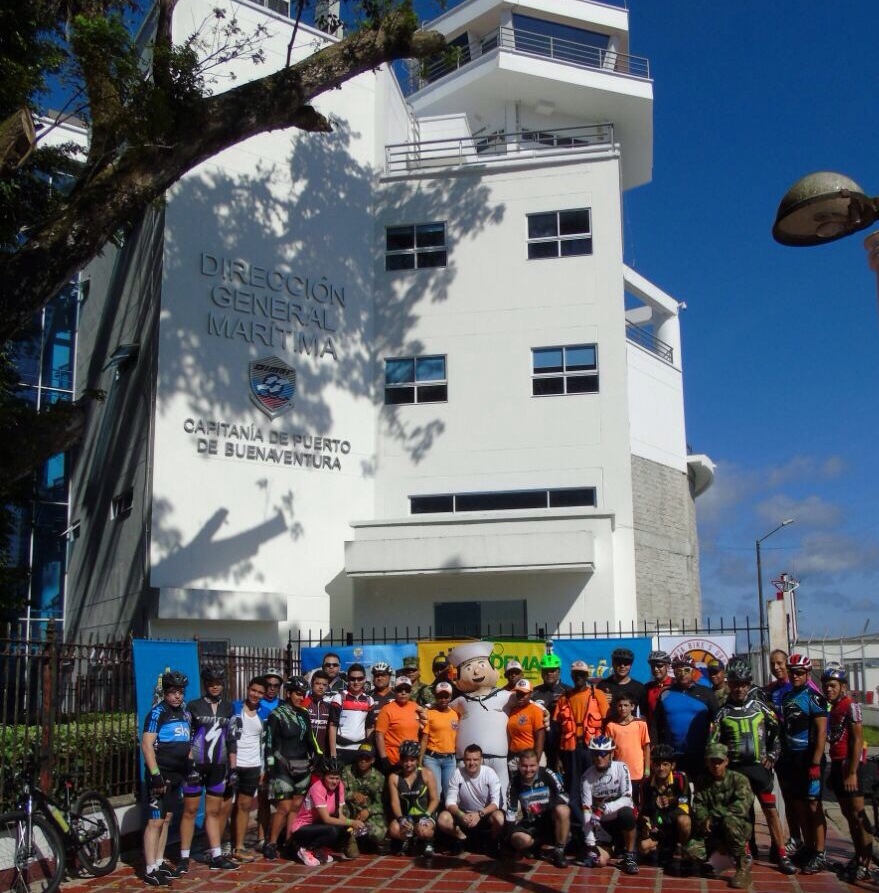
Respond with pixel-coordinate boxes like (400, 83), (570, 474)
(505, 767), (568, 826)
(654, 683), (718, 758)
(580, 760), (633, 821)
(396, 768), (431, 816)
(303, 694), (332, 753)
(265, 703), (319, 773)
(257, 695), (280, 723)
(532, 682), (566, 715)
(780, 686), (828, 753)
(710, 697), (781, 766)
(143, 701), (192, 772)
(328, 689), (374, 751)
(640, 770), (690, 820)
(187, 696), (238, 766)
(828, 695), (863, 763)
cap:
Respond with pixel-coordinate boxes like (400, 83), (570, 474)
(394, 676), (413, 689)
(402, 656), (419, 669)
(706, 659), (725, 672)
(435, 681), (453, 695)
(449, 641), (494, 667)
(672, 655), (695, 669)
(356, 742), (376, 757)
(432, 655), (450, 670)
(514, 678), (533, 693)
(505, 660), (523, 675)
(264, 667), (283, 683)
(705, 742), (729, 761)
(571, 660), (590, 673)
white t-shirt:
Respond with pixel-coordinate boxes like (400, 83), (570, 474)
(237, 707), (264, 768)
(446, 764), (501, 812)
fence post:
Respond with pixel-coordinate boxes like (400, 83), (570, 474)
(285, 631), (294, 679)
(39, 620), (58, 793)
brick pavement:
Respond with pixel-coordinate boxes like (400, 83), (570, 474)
(60, 813), (871, 893)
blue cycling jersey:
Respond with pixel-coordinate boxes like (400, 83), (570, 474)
(143, 701), (192, 772)
(780, 685), (828, 753)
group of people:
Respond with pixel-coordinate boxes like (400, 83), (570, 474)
(139, 645), (874, 888)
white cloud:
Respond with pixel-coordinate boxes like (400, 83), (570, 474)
(755, 494), (842, 529)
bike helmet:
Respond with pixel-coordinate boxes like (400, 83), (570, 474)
(398, 740), (421, 759)
(647, 650), (671, 665)
(650, 744), (676, 763)
(726, 657), (753, 683)
(320, 756), (345, 775)
(787, 653), (812, 671)
(161, 670), (188, 689)
(201, 663), (226, 682)
(611, 647), (635, 664)
(371, 661), (391, 675)
(587, 734), (616, 753)
(672, 655), (695, 669)
(821, 662), (847, 682)
(284, 675), (309, 694)
(540, 653), (562, 670)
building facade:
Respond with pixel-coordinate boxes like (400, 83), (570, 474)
(64, 0), (714, 645)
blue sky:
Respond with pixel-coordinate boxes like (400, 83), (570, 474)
(618, 1), (879, 635)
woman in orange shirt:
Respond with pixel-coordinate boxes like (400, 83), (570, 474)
(375, 677), (421, 772)
(419, 681), (458, 802)
(506, 679), (546, 767)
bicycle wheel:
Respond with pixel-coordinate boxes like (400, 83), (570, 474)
(0, 811), (65, 893)
(71, 791), (120, 876)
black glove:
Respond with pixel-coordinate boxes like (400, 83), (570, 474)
(185, 763), (202, 787)
(149, 772), (167, 796)
(226, 769), (239, 793)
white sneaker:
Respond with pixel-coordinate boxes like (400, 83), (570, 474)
(297, 847), (320, 867)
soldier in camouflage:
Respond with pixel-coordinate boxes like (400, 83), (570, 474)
(686, 742), (755, 889)
(341, 743), (389, 853)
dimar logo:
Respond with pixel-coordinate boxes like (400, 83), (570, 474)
(250, 355), (296, 420)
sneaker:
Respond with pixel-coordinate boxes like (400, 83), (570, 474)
(314, 849), (334, 864)
(620, 852), (639, 875)
(221, 842), (232, 857)
(209, 855), (240, 871)
(579, 847), (600, 868)
(232, 848), (256, 863)
(785, 837), (804, 861)
(551, 847), (567, 869)
(143, 870), (171, 887)
(801, 853), (826, 875)
(776, 855), (797, 875)
(156, 862), (182, 879)
(342, 835), (359, 860)
(376, 840), (392, 855)
(297, 847), (321, 867)
(177, 858), (189, 875)
(423, 843), (435, 859)
(700, 860), (718, 878)
(262, 842), (278, 861)
(254, 839), (266, 853)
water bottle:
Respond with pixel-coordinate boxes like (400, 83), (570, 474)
(49, 804), (69, 833)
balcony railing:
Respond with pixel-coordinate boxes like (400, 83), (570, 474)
(405, 25), (650, 96)
(626, 321), (674, 363)
(385, 123), (614, 175)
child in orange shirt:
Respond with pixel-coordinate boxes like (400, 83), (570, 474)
(604, 692), (651, 802)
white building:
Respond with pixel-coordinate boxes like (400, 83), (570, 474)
(66, 0), (714, 645)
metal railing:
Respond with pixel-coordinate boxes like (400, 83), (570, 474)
(626, 320), (674, 363)
(386, 123), (614, 175)
(408, 25), (650, 95)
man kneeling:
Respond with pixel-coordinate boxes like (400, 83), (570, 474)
(437, 744), (504, 855)
(504, 749), (570, 868)
(637, 744), (692, 867)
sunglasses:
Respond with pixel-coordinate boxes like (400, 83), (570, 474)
(323, 662), (340, 668)
(436, 694), (451, 699)
(348, 676), (365, 682)
(789, 669), (808, 677)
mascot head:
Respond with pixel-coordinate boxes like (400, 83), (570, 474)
(449, 641), (499, 696)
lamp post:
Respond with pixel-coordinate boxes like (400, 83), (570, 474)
(772, 172), (879, 318)
(756, 519), (795, 684)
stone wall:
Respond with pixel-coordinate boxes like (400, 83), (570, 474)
(631, 455), (701, 622)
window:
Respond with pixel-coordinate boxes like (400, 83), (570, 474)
(385, 355), (447, 404)
(111, 489), (133, 520)
(532, 344), (598, 395)
(411, 487), (596, 514)
(527, 209), (592, 259)
(386, 223), (447, 270)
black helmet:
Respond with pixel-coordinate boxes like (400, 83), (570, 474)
(611, 647), (635, 663)
(162, 669), (189, 690)
(284, 676), (309, 694)
(201, 663), (226, 682)
(651, 744), (676, 763)
(398, 740), (421, 759)
(647, 650), (671, 665)
(320, 756), (344, 775)
(726, 658), (753, 683)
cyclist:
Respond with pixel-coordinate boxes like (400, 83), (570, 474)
(263, 676), (321, 860)
(303, 670), (332, 754)
(822, 662), (873, 882)
(388, 739), (440, 857)
(255, 669), (283, 852)
(179, 664), (239, 871)
(230, 675), (267, 863)
(644, 650), (673, 741)
(598, 647), (648, 719)
(141, 669), (191, 886)
(709, 657), (795, 875)
(368, 662), (394, 722)
(532, 651), (566, 770)
(637, 744), (691, 867)
(327, 662), (374, 765)
(579, 734), (638, 874)
(777, 653), (829, 875)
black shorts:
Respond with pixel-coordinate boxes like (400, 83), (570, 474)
(639, 808), (688, 845)
(237, 766), (262, 797)
(148, 770), (183, 820)
(732, 763), (774, 797)
(183, 763), (227, 797)
(510, 812), (554, 843)
(829, 761), (866, 799)
(777, 753), (825, 801)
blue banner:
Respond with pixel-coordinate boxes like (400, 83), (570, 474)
(300, 643), (416, 675)
(550, 637), (654, 682)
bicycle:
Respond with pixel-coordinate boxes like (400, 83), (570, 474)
(0, 761), (121, 893)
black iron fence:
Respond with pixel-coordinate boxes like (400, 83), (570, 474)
(0, 616), (765, 811)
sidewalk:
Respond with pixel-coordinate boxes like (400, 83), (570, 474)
(61, 807), (871, 893)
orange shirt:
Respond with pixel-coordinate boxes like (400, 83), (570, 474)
(375, 700), (421, 765)
(507, 702), (545, 753)
(605, 719), (650, 781)
(422, 707), (458, 754)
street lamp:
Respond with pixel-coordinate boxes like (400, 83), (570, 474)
(773, 172), (879, 316)
(756, 518), (795, 684)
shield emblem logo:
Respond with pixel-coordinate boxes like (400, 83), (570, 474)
(249, 356), (296, 420)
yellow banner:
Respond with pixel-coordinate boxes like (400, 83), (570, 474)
(417, 639), (546, 684)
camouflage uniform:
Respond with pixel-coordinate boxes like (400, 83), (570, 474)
(686, 769), (754, 860)
(341, 763), (388, 842)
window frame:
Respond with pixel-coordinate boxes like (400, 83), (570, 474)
(410, 486), (597, 514)
(531, 343), (599, 396)
(384, 354), (448, 405)
(111, 489), (133, 520)
(526, 208), (592, 260)
(385, 221), (448, 271)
